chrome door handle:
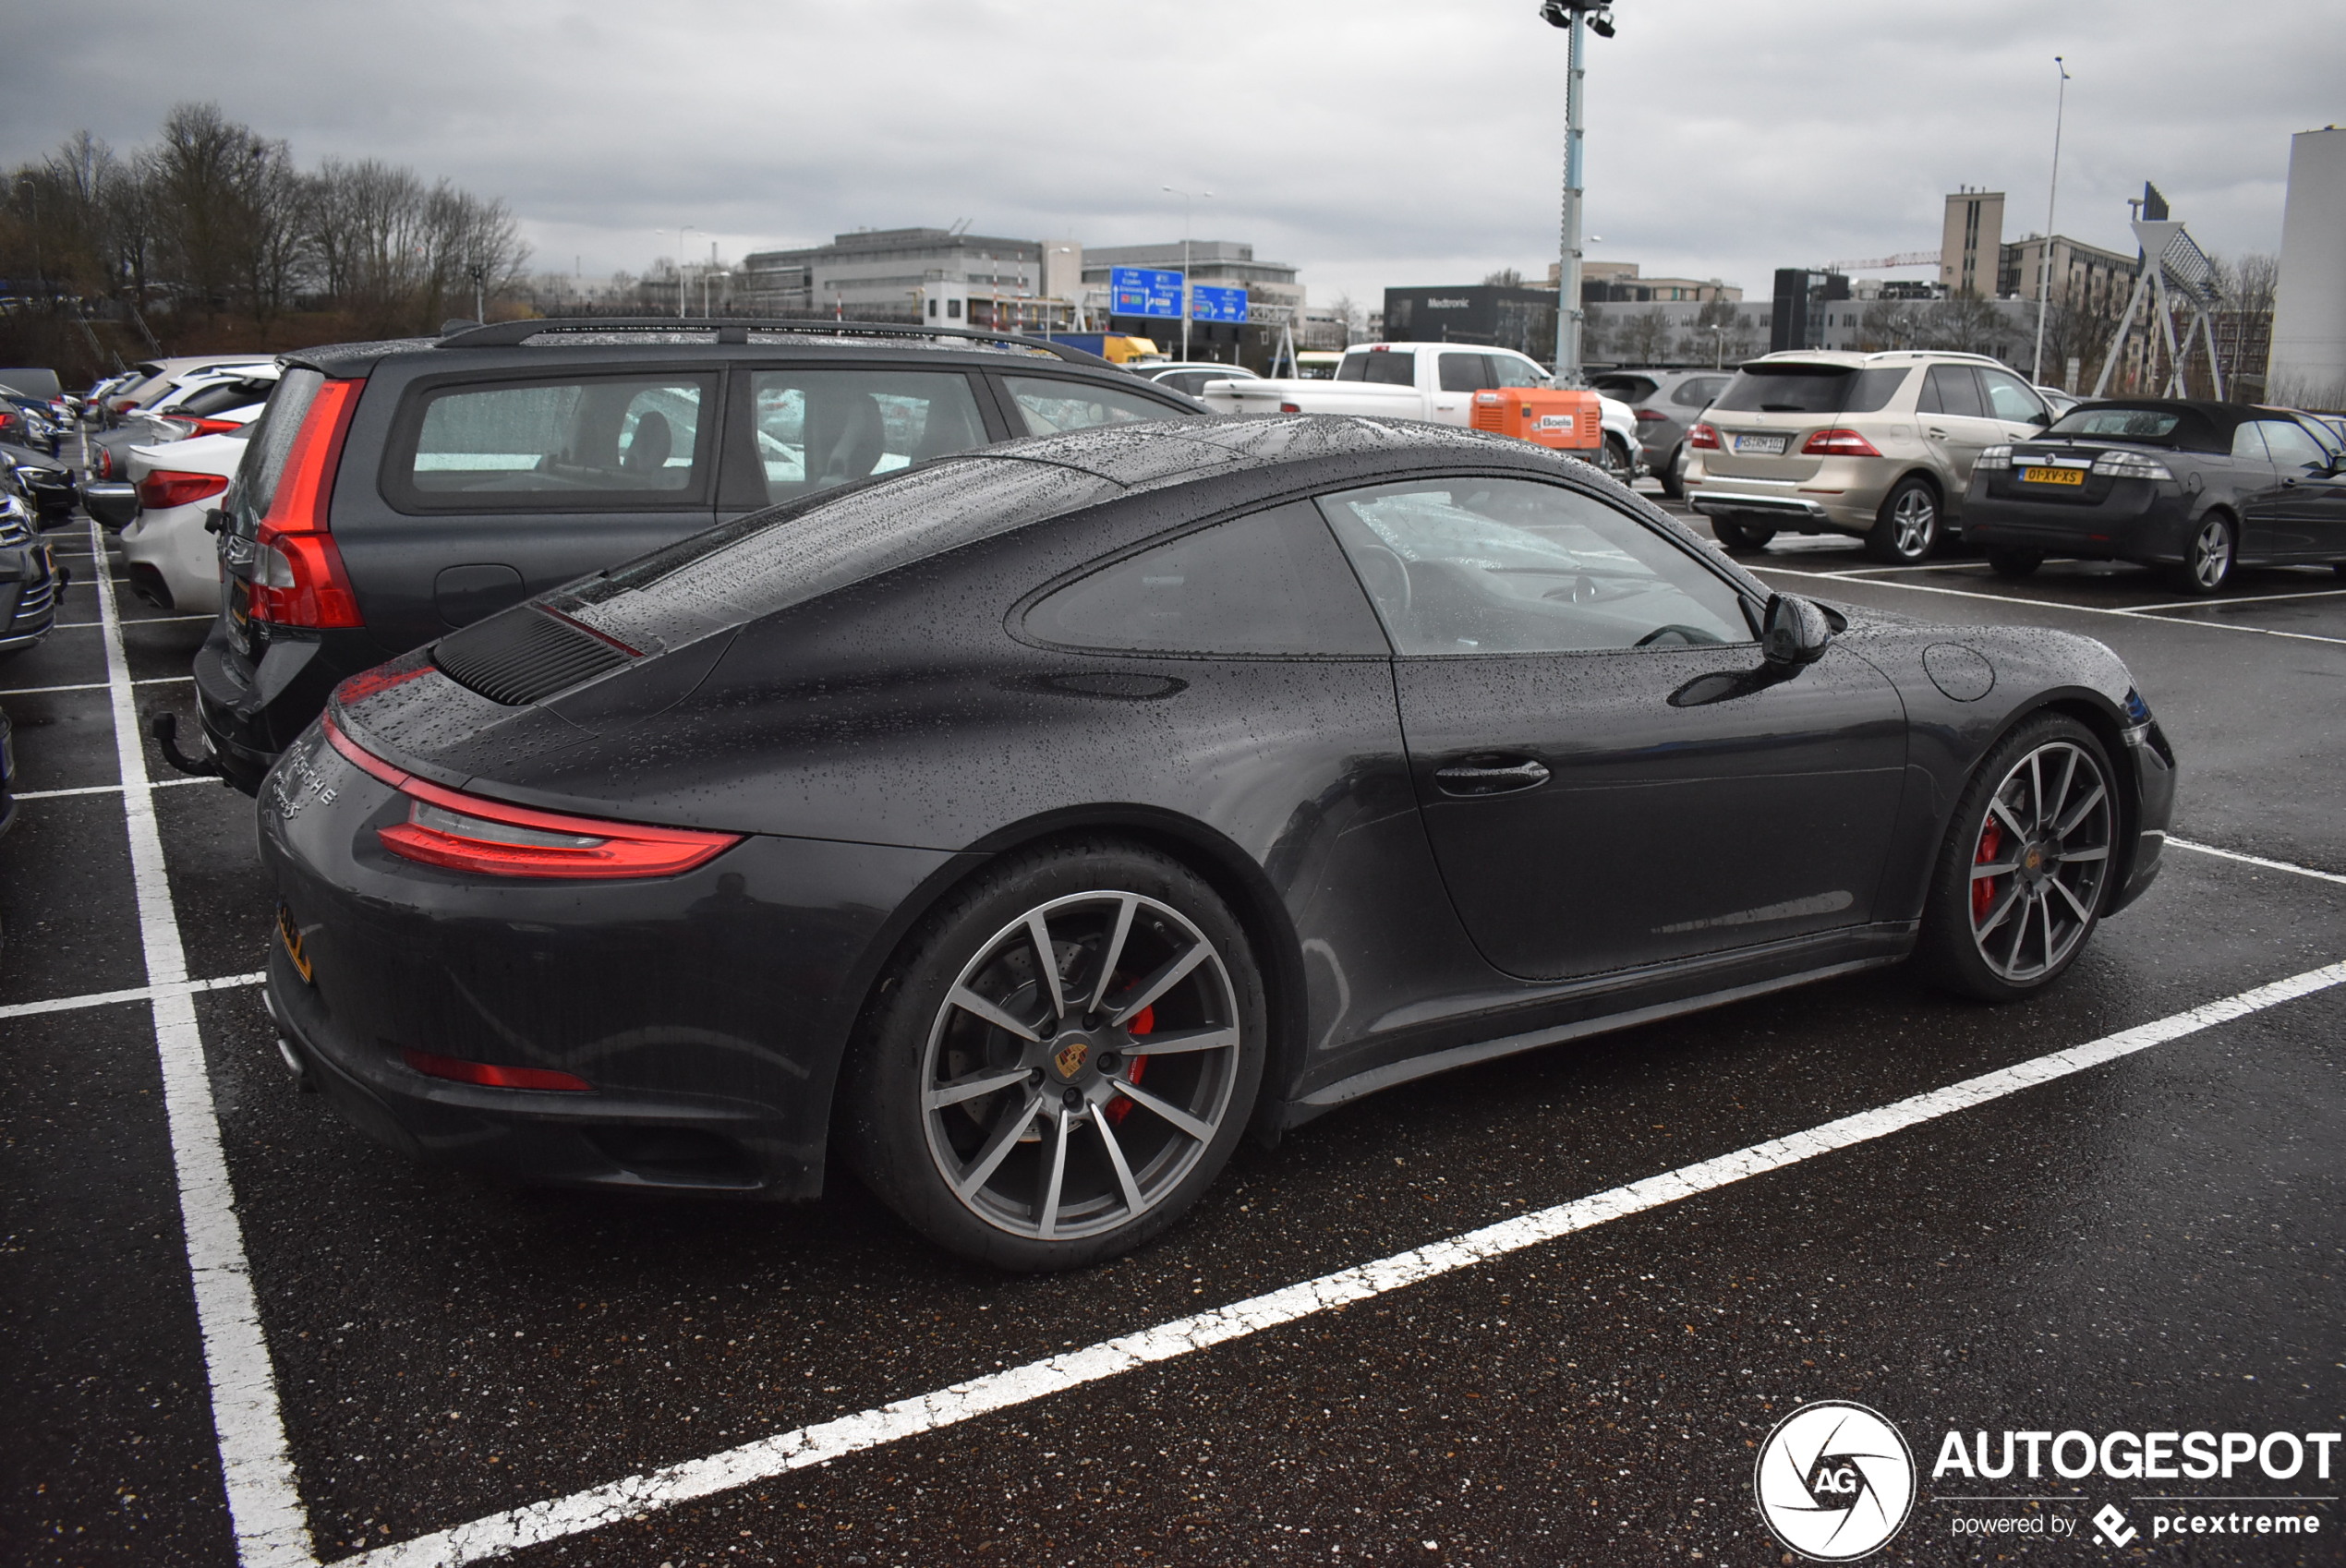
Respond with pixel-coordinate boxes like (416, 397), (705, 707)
(1433, 757), (1552, 797)
(1927, 427), (1950, 439)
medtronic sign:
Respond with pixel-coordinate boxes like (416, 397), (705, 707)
(1110, 267), (1183, 319)
(1191, 284), (1248, 322)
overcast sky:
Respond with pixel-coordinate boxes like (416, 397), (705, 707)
(4, 0), (2334, 310)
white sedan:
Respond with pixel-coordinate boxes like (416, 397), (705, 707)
(121, 432), (248, 614)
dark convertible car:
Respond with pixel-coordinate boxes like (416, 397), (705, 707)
(1964, 399), (2346, 592)
(261, 416), (2175, 1269)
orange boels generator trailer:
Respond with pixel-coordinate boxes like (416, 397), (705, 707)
(1469, 387), (1603, 454)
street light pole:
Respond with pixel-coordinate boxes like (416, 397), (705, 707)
(1542, 2), (1614, 384)
(2030, 56), (2070, 386)
(1164, 186), (1212, 361)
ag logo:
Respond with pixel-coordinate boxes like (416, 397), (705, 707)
(1752, 1400), (1916, 1561)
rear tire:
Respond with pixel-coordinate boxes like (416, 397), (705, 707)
(2166, 512), (2236, 594)
(1915, 714), (2116, 1003)
(1867, 476), (1941, 564)
(1710, 516), (1774, 553)
(1987, 548), (2043, 579)
(1656, 446), (1685, 499)
(839, 839), (1265, 1272)
(1596, 434), (1636, 485)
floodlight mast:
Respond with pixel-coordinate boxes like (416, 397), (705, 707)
(1542, 1), (1614, 384)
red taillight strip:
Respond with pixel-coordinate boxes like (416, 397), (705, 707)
(538, 605), (642, 657)
(402, 1047), (593, 1092)
(326, 717), (741, 879)
(323, 716), (411, 788)
(252, 378), (365, 628)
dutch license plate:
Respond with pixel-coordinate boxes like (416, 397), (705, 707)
(277, 902), (314, 984)
(2023, 465), (2085, 486)
(1733, 433), (1788, 455)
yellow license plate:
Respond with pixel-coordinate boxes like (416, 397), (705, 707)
(276, 902), (314, 983)
(2022, 465), (2084, 486)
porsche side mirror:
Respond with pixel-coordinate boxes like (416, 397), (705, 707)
(1761, 593), (1833, 669)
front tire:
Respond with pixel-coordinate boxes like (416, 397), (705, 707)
(1867, 476), (1941, 564)
(840, 840), (1265, 1271)
(2167, 512), (2236, 595)
(1915, 715), (2116, 1002)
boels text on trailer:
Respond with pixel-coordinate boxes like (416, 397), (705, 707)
(1471, 387), (1603, 453)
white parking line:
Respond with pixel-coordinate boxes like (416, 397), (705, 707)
(0, 971), (264, 1021)
(87, 522), (314, 1568)
(18, 777), (221, 801)
(1749, 565), (2346, 646)
(0, 675), (193, 696)
(2168, 837), (2346, 887)
(54, 612), (213, 628)
(2127, 586), (2346, 613)
(341, 959), (2346, 1568)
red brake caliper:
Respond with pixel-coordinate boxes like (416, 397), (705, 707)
(1972, 816), (2002, 921)
(1106, 1005), (1152, 1125)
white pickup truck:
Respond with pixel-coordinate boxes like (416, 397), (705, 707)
(1195, 342), (1641, 481)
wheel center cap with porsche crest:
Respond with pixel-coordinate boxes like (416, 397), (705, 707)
(1051, 1035), (1094, 1080)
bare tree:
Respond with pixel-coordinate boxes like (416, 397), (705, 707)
(1481, 267), (1526, 288)
(1614, 305), (1674, 365)
(1327, 292), (1361, 347)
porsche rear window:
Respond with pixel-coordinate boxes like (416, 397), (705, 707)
(560, 457), (1119, 650)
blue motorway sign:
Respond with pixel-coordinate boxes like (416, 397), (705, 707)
(1191, 283), (1249, 323)
(1110, 266), (1183, 319)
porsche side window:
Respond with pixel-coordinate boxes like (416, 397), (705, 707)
(1003, 376), (1186, 438)
(749, 370), (987, 501)
(1315, 477), (1752, 656)
(1024, 501), (1388, 657)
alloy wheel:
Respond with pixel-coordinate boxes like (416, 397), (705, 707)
(1891, 488), (1936, 558)
(1966, 741), (2112, 983)
(2188, 517), (2232, 590)
(918, 891), (1242, 1242)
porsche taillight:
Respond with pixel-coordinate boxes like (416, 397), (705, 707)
(324, 718), (742, 880)
(248, 378), (363, 628)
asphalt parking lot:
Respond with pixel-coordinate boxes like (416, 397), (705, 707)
(4, 500), (2341, 1568)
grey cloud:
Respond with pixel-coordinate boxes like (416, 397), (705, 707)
(2, 0), (2328, 311)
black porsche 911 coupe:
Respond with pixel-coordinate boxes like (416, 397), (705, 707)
(261, 416), (2176, 1269)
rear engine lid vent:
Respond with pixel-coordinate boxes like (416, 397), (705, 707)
(431, 606), (635, 706)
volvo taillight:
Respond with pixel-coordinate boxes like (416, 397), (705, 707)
(326, 719), (741, 880)
(1802, 428), (1881, 457)
(1687, 422), (1721, 451)
(139, 470), (229, 510)
(248, 378), (363, 628)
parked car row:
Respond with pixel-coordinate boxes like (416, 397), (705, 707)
(7, 314), (2247, 1272)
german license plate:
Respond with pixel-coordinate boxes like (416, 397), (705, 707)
(2023, 465), (2084, 486)
(1733, 433), (1788, 455)
(276, 902), (314, 984)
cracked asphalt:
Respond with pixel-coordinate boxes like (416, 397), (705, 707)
(3, 497), (2340, 1567)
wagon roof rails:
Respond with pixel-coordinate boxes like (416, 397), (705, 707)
(433, 316), (1109, 366)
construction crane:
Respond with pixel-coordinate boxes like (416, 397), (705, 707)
(1822, 250), (1941, 272)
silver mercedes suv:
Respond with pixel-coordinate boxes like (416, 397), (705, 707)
(1680, 350), (2055, 563)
